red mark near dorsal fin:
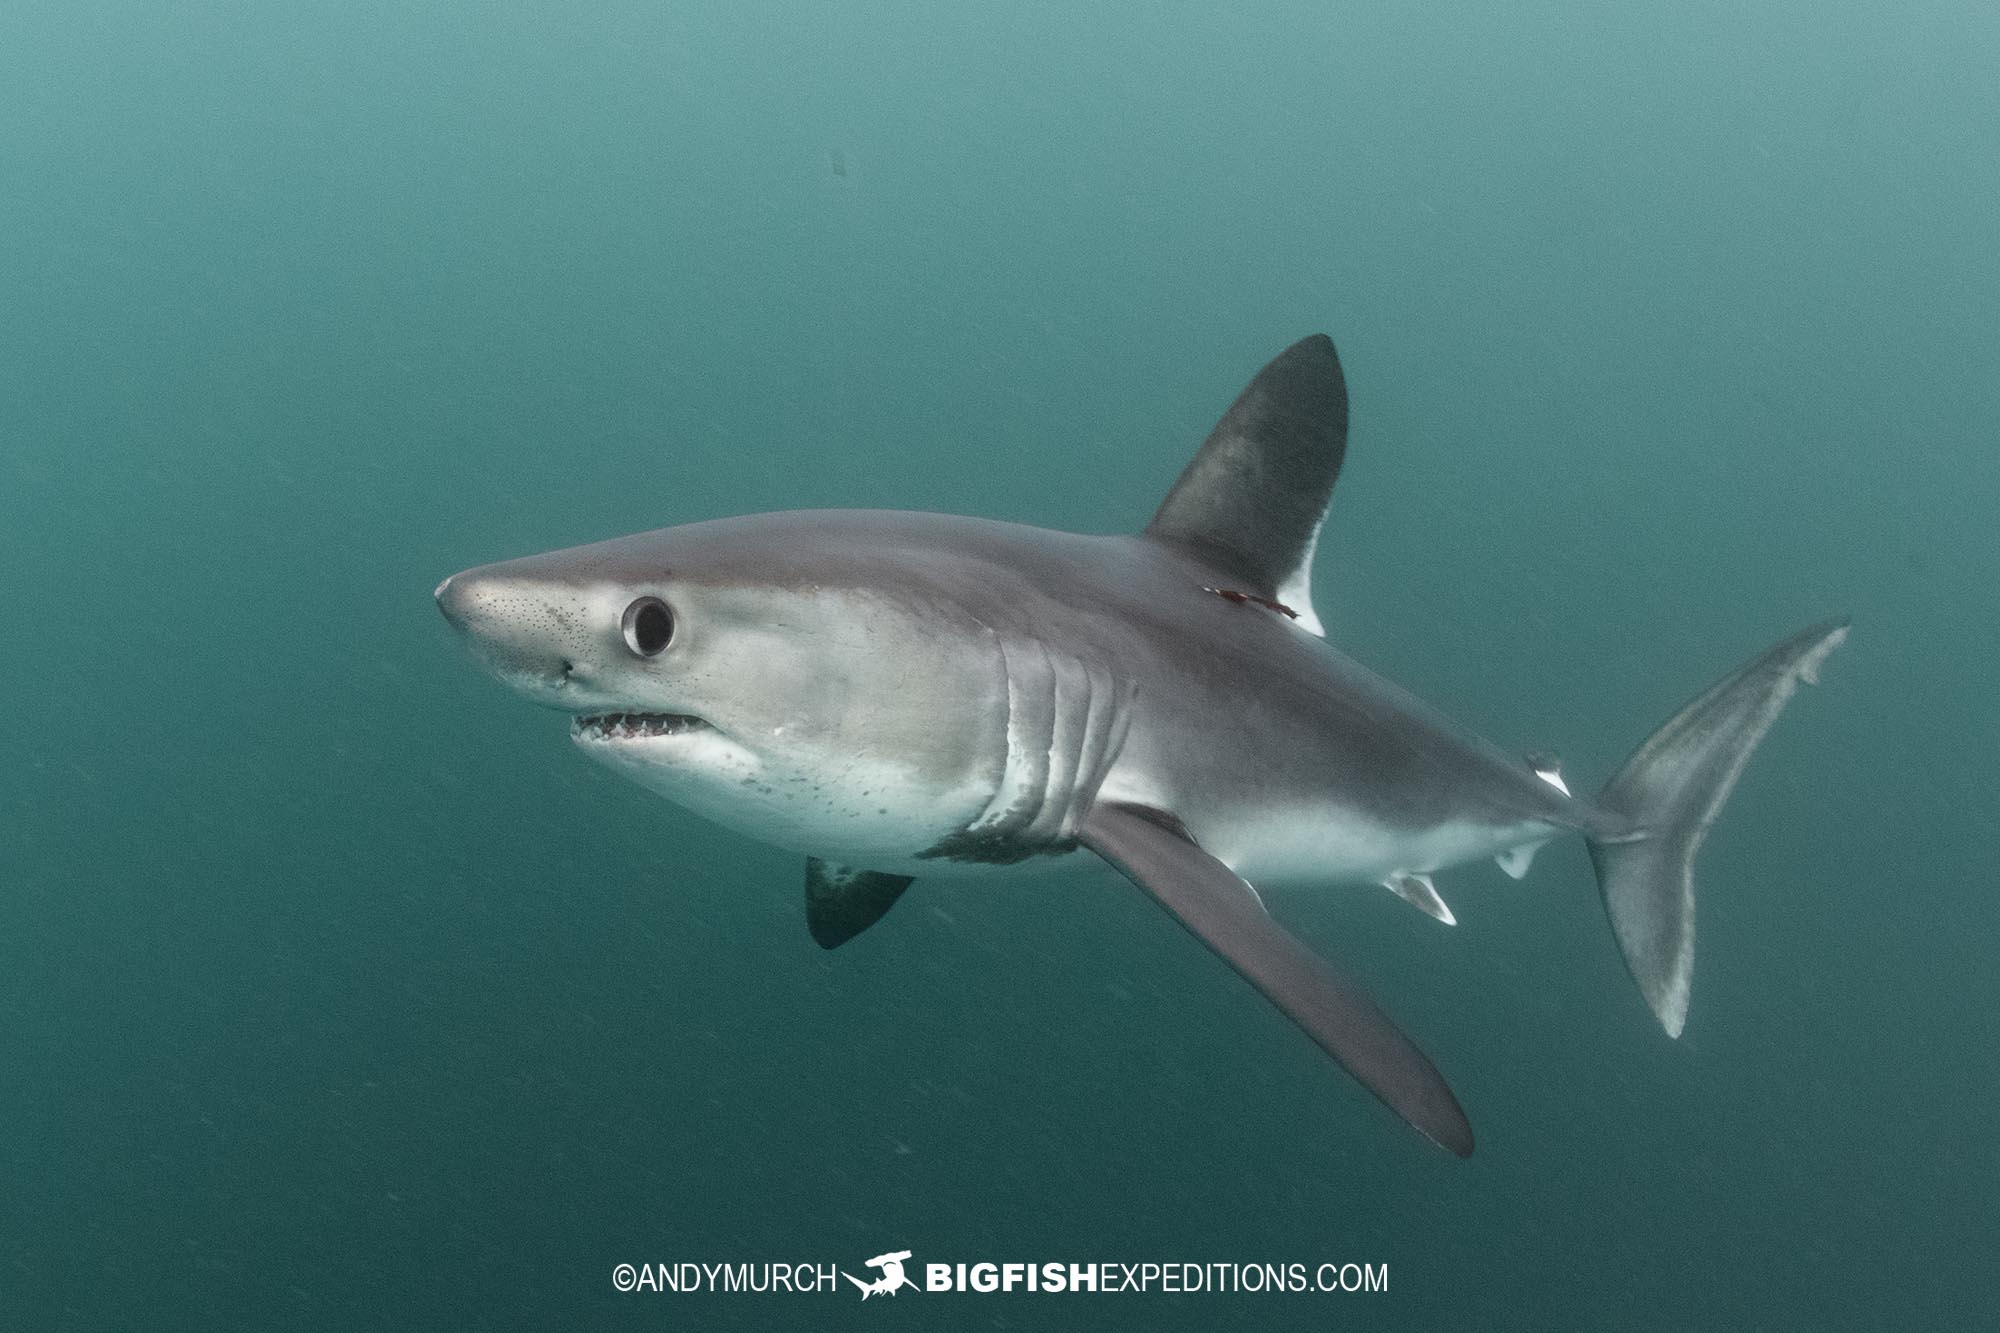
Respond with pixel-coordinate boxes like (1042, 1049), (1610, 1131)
(1201, 587), (1300, 619)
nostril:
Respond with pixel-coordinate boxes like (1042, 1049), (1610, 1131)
(433, 576), (451, 603)
(560, 658), (576, 676)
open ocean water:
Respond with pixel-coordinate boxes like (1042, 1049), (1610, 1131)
(3, 2), (1995, 1328)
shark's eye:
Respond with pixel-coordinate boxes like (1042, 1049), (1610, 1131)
(620, 597), (675, 657)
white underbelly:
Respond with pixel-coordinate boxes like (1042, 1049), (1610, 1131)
(1205, 808), (1555, 888)
(582, 729), (993, 867)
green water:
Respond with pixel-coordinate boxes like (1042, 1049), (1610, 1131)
(4, 2), (1995, 1327)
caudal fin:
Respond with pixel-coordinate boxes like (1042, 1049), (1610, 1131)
(1588, 620), (1849, 1036)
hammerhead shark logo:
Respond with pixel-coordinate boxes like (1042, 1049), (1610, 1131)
(843, 1250), (917, 1300)
(437, 334), (1846, 1156)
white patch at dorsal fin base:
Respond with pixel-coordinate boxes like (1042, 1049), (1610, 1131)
(1273, 523), (1326, 637)
(1495, 839), (1550, 881)
(1526, 751), (1571, 797)
(1384, 871), (1455, 925)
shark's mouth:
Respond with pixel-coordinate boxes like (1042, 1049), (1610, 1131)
(571, 712), (708, 741)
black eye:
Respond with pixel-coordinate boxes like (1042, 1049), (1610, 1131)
(621, 597), (675, 656)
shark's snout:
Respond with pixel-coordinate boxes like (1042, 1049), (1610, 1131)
(434, 573), (467, 626)
(433, 569), (520, 642)
(432, 567), (592, 708)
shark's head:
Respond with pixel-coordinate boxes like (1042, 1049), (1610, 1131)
(435, 511), (1010, 864)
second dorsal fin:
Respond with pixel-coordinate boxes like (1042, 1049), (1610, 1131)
(1144, 335), (1348, 636)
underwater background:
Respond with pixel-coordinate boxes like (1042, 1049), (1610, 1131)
(3, 1), (1995, 1327)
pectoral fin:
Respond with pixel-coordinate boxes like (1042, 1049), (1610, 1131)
(805, 859), (914, 949)
(1078, 802), (1474, 1157)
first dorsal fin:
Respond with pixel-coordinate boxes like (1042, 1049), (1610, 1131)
(1144, 335), (1348, 636)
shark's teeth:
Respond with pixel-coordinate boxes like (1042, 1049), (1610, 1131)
(572, 712), (704, 740)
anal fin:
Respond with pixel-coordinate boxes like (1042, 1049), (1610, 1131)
(1495, 840), (1548, 881)
(805, 859), (914, 949)
(1385, 871), (1455, 925)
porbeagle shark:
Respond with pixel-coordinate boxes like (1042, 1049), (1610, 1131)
(436, 335), (1846, 1155)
